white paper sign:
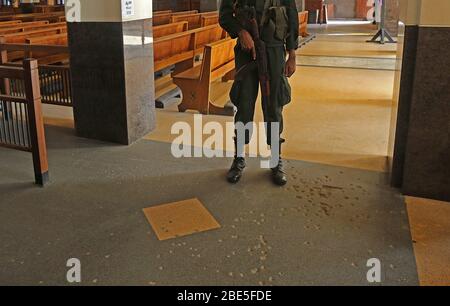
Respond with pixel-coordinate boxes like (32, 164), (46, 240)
(122, 0), (135, 18)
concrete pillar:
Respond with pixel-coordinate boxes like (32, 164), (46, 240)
(390, 0), (450, 201)
(66, 0), (156, 145)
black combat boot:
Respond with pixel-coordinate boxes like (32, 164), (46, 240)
(227, 157), (246, 184)
(271, 158), (287, 186)
(271, 139), (287, 186)
(227, 137), (246, 184)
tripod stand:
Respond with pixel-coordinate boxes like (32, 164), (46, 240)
(367, 0), (396, 44)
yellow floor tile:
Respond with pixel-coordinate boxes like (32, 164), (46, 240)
(143, 198), (221, 241)
(406, 197), (450, 286)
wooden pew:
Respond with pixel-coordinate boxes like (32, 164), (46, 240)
(26, 33), (68, 46)
(153, 21), (188, 39)
(299, 11), (309, 37)
(0, 20), (22, 26)
(0, 21), (48, 29)
(0, 43), (72, 108)
(0, 22), (67, 36)
(154, 31), (196, 72)
(173, 38), (236, 116)
(153, 24), (227, 73)
(0, 26), (66, 61)
(171, 10), (198, 16)
(170, 13), (202, 30)
(201, 15), (219, 27)
(154, 10), (172, 15)
(153, 10), (202, 26)
(0, 12), (65, 23)
(0, 27), (67, 44)
(153, 13), (172, 26)
(201, 11), (219, 16)
(171, 12), (219, 30)
(192, 24), (227, 55)
(25, 34), (68, 64)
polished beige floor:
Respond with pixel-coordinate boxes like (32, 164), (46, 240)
(146, 28), (396, 172)
(406, 197), (450, 286)
(301, 38), (397, 58)
(44, 25), (396, 172)
(148, 64), (394, 172)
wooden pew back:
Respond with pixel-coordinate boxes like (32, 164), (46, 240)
(153, 10), (201, 26)
(154, 24), (227, 72)
(171, 10), (198, 16)
(153, 13), (172, 26)
(26, 33), (68, 45)
(201, 15), (219, 27)
(170, 14), (202, 30)
(203, 38), (236, 82)
(0, 27), (66, 44)
(154, 31), (193, 71)
(154, 10), (172, 15)
(201, 11), (219, 16)
(0, 20), (22, 26)
(0, 21), (66, 36)
(0, 21), (48, 29)
(25, 34), (69, 64)
(193, 25), (227, 53)
(153, 21), (188, 39)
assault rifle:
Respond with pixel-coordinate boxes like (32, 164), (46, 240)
(235, 5), (271, 105)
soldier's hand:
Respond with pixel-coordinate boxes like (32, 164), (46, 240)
(239, 30), (256, 60)
(285, 51), (297, 78)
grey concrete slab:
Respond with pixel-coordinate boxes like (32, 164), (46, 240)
(0, 125), (418, 286)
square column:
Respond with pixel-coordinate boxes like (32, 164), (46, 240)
(66, 0), (156, 145)
(390, 0), (450, 202)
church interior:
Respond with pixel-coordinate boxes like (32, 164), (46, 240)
(0, 0), (449, 286)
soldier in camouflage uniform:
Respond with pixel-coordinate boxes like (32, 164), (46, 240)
(219, 0), (299, 186)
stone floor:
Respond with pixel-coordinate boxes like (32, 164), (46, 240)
(1, 21), (449, 286)
(0, 125), (418, 286)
